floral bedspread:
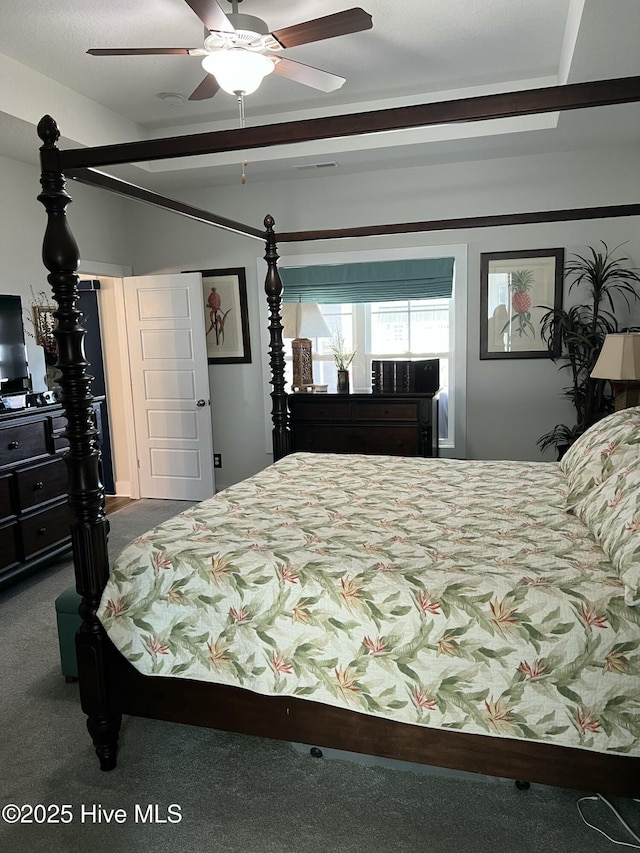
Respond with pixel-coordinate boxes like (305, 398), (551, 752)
(98, 452), (640, 756)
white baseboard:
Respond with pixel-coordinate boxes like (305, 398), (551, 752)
(113, 480), (131, 497)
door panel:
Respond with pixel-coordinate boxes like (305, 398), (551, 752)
(149, 448), (202, 478)
(147, 410), (200, 440)
(124, 273), (214, 500)
(144, 369), (196, 399)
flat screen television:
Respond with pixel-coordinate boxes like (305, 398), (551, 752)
(0, 295), (31, 395)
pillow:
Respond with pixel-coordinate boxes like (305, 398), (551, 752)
(561, 406), (640, 508)
(574, 459), (640, 605)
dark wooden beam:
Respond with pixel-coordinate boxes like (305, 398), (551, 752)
(56, 76), (640, 171)
(276, 204), (640, 243)
(69, 168), (264, 241)
(66, 169), (639, 246)
(67, 164), (640, 244)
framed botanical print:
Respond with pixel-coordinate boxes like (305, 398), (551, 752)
(194, 267), (251, 364)
(480, 248), (564, 359)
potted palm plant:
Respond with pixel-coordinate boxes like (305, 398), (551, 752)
(537, 242), (640, 457)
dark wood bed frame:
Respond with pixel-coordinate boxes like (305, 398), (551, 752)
(37, 76), (640, 794)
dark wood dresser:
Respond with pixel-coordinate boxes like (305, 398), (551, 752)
(288, 392), (438, 458)
(0, 400), (106, 589)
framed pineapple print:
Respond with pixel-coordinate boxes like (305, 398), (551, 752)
(479, 248), (564, 359)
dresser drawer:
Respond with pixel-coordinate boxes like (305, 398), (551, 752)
(16, 457), (68, 511)
(20, 502), (71, 558)
(289, 398), (352, 421)
(0, 474), (13, 520)
(49, 414), (69, 452)
(293, 424), (419, 456)
(352, 400), (419, 421)
(292, 425), (339, 452)
(0, 420), (48, 466)
(356, 426), (420, 455)
(49, 408), (101, 452)
(0, 521), (19, 571)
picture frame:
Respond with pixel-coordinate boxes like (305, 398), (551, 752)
(33, 304), (58, 358)
(193, 267), (251, 364)
(479, 248), (564, 360)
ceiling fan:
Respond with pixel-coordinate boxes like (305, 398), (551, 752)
(87, 0), (373, 101)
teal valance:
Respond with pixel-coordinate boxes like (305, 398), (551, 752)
(280, 258), (454, 304)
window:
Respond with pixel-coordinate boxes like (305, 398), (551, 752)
(283, 297), (452, 441)
(259, 245), (467, 457)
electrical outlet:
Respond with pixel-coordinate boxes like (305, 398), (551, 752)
(213, 454), (222, 469)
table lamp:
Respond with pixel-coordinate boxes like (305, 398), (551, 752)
(591, 332), (640, 410)
(281, 301), (331, 391)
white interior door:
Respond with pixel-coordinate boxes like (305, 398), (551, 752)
(124, 273), (215, 500)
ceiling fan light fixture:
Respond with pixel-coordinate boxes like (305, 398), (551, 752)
(201, 48), (274, 95)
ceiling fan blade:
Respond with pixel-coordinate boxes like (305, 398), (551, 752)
(183, 0), (235, 33)
(189, 75), (221, 101)
(272, 57), (345, 93)
(88, 47), (196, 56)
(270, 7), (372, 49)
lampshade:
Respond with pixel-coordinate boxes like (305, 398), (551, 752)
(591, 333), (640, 380)
(201, 49), (274, 95)
(281, 302), (332, 340)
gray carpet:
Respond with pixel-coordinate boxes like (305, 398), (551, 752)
(1, 498), (638, 852)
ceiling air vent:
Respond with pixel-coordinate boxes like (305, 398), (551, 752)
(293, 162), (339, 171)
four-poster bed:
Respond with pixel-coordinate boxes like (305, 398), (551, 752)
(36, 74), (640, 794)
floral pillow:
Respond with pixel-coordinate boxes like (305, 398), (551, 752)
(561, 407), (640, 509)
(574, 459), (640, 605)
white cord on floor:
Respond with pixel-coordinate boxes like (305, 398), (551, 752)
(577, 794), (640, 848)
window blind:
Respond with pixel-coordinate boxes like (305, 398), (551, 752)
(280, 258), (454, 304)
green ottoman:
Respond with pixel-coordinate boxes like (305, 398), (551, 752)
(55, 585), (82, 681)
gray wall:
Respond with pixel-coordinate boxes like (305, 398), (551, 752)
(2, 145), (639, 491)
(0, 154), (132, 391)
(124, 146), (640, 486)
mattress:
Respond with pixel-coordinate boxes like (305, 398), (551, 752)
(98, 452), (640, 756)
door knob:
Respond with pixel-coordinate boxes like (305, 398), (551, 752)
(196, 399), (207, 407)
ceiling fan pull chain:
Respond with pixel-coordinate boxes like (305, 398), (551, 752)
(237, 91), (248, 185)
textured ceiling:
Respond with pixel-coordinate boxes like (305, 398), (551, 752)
(0, 0), (638, 189)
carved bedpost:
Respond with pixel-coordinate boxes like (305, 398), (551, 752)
(263, 214), (291, 461)
(37, 116), (120, 770)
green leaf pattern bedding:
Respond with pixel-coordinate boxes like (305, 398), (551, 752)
(98, 452), (640, 756)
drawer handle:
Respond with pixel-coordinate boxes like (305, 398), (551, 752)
(8, 441), (19, 450)
(38, 527), (47, 535)
(384, 410), (390, 415)
(34, 481), (44, 490)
